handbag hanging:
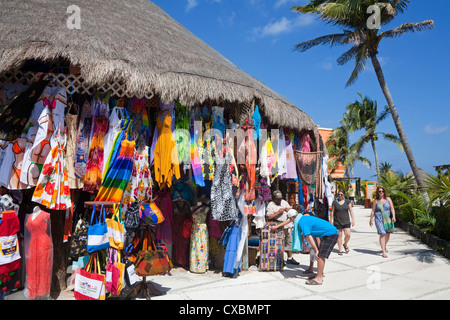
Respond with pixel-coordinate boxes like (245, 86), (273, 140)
(68, 215), (89, 262)
(74, 252), (106, 300)
(0, 210), (21, 274)
(116, 250), (126, 294)
(140, 200), (165, 225)
(87, 204), (110, 253)
(134, 229), (171, 277)
(106, 204), (125, 250)
(124, 201), (141, 230)
(105, 248), (120, 295)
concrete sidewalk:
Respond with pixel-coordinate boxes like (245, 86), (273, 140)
(6, 205), (450, 300)
(147, 205), (450, 300)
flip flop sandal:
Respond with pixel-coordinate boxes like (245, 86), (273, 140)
(308, 274), (325, 279)
(306, 279), (323, 285)
(344, 246), (349, 253)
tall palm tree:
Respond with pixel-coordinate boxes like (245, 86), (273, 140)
(344, 92), (403, 183)
(380, 161), (393, 176)
(291, 0), (434, 193)
(326, 115), (371, 177)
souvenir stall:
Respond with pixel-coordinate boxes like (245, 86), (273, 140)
(0, 69), (321, 299)
(0, 0), (320, 300)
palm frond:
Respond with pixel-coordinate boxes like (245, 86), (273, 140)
(375, 105), (390, 124)
(337, 43), (363, 65)
(380, 132), (404, 151)
(345, 44), (368, 87)
(355, 155), (372, 169)
(380, 20), (435, 39)
(294, 32), (349, 52)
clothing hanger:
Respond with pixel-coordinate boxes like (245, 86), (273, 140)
(31, 205), (40, 221)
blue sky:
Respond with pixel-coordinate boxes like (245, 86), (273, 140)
(152, 0), (450, 180)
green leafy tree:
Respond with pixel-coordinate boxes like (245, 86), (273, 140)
(291, 0), (434, 193)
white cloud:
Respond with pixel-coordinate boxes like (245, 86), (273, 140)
(218, 11), (236, 27)
(186, 0), (199, 12)
(317, 61), (333, 70)
(251, 15), (314, 39)
(424, 124), (449, 135)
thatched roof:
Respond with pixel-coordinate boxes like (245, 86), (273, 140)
(0, 0), (316, 132)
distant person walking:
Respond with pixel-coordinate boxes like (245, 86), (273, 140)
(330, 189), (355, 255)
(369, 186), (396, 258)
(348, 185), (356, 205)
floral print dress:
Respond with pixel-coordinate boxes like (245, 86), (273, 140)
(189, 204), (209, 273)
(31, 125), (71, 210)
(121, 145), (152, 212)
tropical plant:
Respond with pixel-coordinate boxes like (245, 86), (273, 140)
(291, 0), (434, 193)
(424, 172), (450, 208)
(380, 170), (414, 211)
(343, 92), (403, 183)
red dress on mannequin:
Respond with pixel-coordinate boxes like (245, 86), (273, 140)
(25, 210), (53, 299)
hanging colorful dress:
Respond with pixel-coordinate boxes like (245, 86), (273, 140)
(121, 145), (152, 212)
(32, 125), (71, 210)
(174, 102), (190, 164)
(83, 115), (109, 193)
(74, 100), (92, 179)
(65, 110), (83, 189)
(154, 111), (180, 189)
(189, 204), (209, 273)
(190, 107), (205, 187)
(102, 106), (124, 180)
(210, 158), (237, 221)
(95, 129), (135, 203)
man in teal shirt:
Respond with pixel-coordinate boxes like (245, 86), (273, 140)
(299, 213), (338, 285)
(271, 211), (338, 285)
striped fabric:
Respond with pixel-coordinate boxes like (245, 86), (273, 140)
(95, 139), (135, 203)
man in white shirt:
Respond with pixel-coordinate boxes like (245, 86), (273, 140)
(266, 190), (299, 265)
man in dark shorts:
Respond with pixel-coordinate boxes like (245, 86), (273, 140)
(297, 212), (338, 285)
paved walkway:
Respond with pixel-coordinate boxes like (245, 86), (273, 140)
(148, 205), (450, 300)
(6, 206), (450, 301)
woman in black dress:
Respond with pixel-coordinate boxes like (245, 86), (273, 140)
(330, 189), (355, 255)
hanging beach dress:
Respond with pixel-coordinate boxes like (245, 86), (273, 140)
(190, 108), (204, 187)
(83, 113), (109, 193)
(32, 125), (72, 210)
(95, 118), (135, 203)
(74, 99), (92, 179)
(121, 145), (152, 212)
(189, 204), (209, 273)
(210, 158), (237, 221)
(154, 111), (180, 189)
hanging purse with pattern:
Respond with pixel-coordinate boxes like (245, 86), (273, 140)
(140, 201), (164, 225)
(134, 229), (170, 277)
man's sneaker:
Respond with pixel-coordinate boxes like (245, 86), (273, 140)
(286, 258), (300, 265)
